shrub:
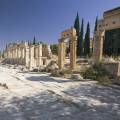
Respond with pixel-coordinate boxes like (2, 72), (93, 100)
(50, 44), (58, 55)
(51, 70), (64, 77)
(81, 63), (112, 85)
(50, 69), (73, 77)
(46, 60), (58, 72)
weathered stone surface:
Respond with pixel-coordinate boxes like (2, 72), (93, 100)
(103, 62), (120, 77)
(93, 7), (120, 63)
(71, 74), (83, 80)
(46, 60), (59, 72)
(3, 42), (51, 69)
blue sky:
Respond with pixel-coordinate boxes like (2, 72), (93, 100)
(0, 0), (120, 50)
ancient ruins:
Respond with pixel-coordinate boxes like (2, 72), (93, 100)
(1, 7), (120, 75)
(58, 28), (77, 70)
(93, 7), (120, 62)
(93, 7), (120, 76)
(3, 42), (51, 69)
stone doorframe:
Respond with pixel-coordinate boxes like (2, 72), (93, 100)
(58, 28), (77, 70)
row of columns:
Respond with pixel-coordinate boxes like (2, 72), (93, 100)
(4, 44), (44, 69)
(6, 47), (25, 59)
(26, 45), (44, 69)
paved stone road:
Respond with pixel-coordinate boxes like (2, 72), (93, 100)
(0, 65), (120, 120)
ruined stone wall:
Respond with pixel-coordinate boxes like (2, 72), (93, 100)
(42, 45), (52, 58)
(93, 7), (120, 63)
(97, 7), (120, 31)
(103, 62), (120, 76)
(2, 42), (48, 69)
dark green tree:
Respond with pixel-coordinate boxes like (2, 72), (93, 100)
(5, 44), (8, 49)
(74, 12), (81, 56)
(50, 44), (58, 55)
(79, 18), (84, 55)
(84, 22), (90, 56)
(0, 51), (1, 57)
(94, 16), (98, 32)
(33, 36), (36, 45)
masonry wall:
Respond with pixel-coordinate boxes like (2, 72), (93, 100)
(103, 62), (120, 76)
(42, 45), (52, 58)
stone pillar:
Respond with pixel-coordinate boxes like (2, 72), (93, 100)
(12, 49), (14, 58)
(8, 50), (10, 58)
(11, 50), (13, 58)
(20, 48), (23, 58)
(25, 46), (30, 68)
(58, 40), (65, 69)
(29, 45), (35, 69)
(38, 44), (42, 67)
(70, 36), (77, 70)
(15, 48), (17, 58)
(13, 49), (15, 58)
(9, 50), (11, 58)
(63, 43), (66, 61)
(22, 48), (25, 58)
(93, 31), (104, 63)
(17, 47), (21, 58)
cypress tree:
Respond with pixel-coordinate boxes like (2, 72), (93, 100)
(6, 44), (8, 49)
(33, 36), (36, 45)
(74, 12), (81, 56)
(94, 16), (98, 32)
(84, 22), (90, 56)
(79, 18), (84, 56)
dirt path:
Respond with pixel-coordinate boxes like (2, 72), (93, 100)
(0, 65), (120, 120)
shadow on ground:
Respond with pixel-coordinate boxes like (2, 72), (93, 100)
(0, 91), (81, 120)
(0, 83), (120, 120)
(26, 75), (80, 83)
(63, 83), (120, 120)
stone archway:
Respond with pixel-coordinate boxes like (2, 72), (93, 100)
(58, 28), (77, 70)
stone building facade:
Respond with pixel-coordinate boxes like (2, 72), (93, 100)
(93, 7), (120, 62)
(42, 45), (52, 58)
(3, 42), (51, 69)
(93, 7), (120, 76)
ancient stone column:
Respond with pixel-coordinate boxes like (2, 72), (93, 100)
(38, 44), (42, 67)
(9, 50), (11, 58)
(15, 48), (17, 58)
(70, 36), (77, 70)
(13, 49), (15, 58)
(93, 31), (104, 63)
(29, 45), (35, 69)
(58, 40), (65, 69)
(17, 47), (21, 58)
(12, 50), (14, 58)
(22, 48), (25, 58)
(25, 46), (30, 68)
(10, 51), (11, 58)
(12, 50), (13, 58)
(8, 50), (10, 58)
(20, 48), (23, 58)
(63, 43), (66, 62)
